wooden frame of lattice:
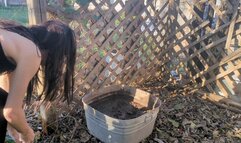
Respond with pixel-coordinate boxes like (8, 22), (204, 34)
(47, 0), (241, 99)
(157, 0), (241, 99)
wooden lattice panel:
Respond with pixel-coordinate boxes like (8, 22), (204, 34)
(157, 0), (241, 98)
(47, 0), (241, 98)
(47, 0), (168, 95)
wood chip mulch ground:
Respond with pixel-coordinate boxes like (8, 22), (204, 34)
(6, 83), (241, 143)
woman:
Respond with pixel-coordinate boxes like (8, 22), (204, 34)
(0, 20), (76, 143)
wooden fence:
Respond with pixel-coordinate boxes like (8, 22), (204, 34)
(46, 0), (241, 99)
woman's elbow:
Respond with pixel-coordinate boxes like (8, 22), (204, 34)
(3, 108), (18, 123)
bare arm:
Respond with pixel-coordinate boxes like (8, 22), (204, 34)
(1, 29), (41, 142)
(3, 61), (39, 132)
(3, 56), (40, 143)
(1, 35), (41, 143)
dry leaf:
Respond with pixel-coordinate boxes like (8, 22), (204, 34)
(190, 121), (196, 129)
(168, 118), (179, 128)
(213, 130), (219, 138)
(156, 128), (170, 139)
(154, 138), (165, 143)
(174, 103), (185, 110)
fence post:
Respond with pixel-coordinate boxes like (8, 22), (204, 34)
(26, 0), (47, 25)
(26, 0), (46, 100)
(27, 0), (48, 122)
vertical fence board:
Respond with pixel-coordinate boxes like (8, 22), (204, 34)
(27, 0), (47, 25)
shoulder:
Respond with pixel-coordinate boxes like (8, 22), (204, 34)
(0, 29), (41, 68)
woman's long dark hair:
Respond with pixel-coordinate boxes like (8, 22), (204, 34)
(0, 20), (76, 104)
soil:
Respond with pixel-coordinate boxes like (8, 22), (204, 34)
(89, 93), (150, 120)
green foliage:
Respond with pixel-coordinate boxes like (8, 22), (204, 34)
(141, 56), (146, 62)
(143, 44), (148, 51)
(85, 37), (92, 45)
(64, 6), (75, 14)
(139, 38), (144, 46)
(148, 37), (153, 43)
(112, 33), (119, 42)
(150, 54), (155, 60)
(76, 0), (91, 6)
(5, 140), (15, 143)
(120, 12), (125, 21)
(115, 19), (120, 27)
(81, 19), (91, 29)
(78, 62), (85, 69)
(117, 41), (122, 49)
(78, 47), (86, 54)
(0, 5), (28, 25)
(119, 26), (124, 33)
(65, 0), (75, 6)
(93, 45), (99, 52)
(81, 19), (88, 28)
(93, 15), (101, 21)
(99, 50), (106, 58)
(5, 135), (15, 143)
(105, 45), (111, 51)
(152, 43), (156, 49)
(146, 49), (151, 56)
(178, 67), (185, 73)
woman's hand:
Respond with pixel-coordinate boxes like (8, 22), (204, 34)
(19, 127), (35, 143)
(7, 124), (21, 143)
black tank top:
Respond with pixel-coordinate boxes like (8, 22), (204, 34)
(0, 43), (16, 74)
